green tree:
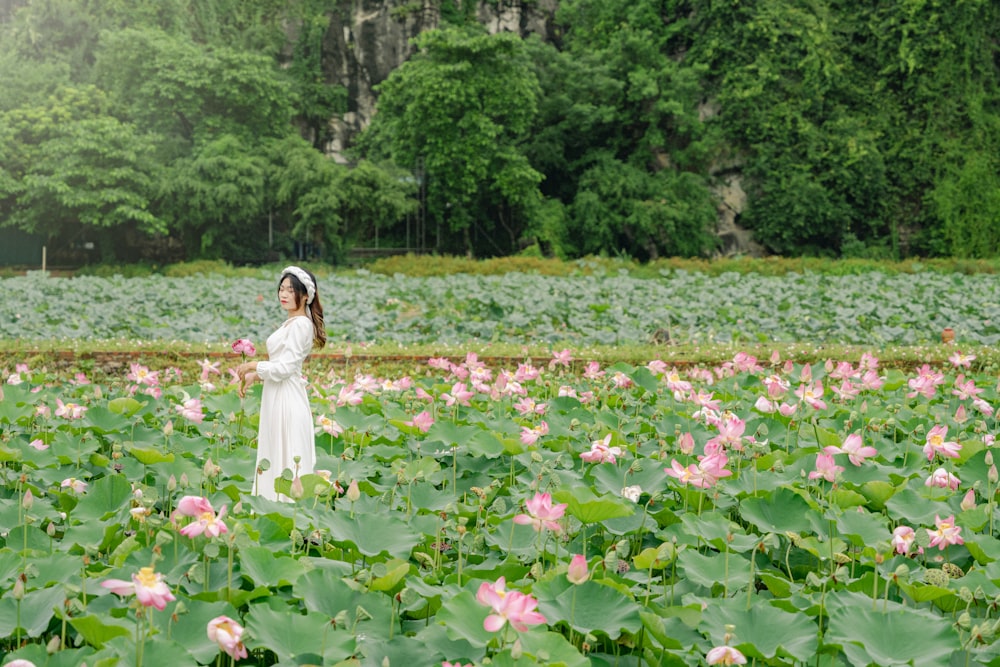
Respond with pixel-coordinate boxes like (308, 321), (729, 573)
(360, 26), (542, 256)
(264, 134), (346, 262)
(0, 86), (163, 258)
(159, 134), (267, 260)
(94, 27), (294, 147)
(548, 0), (722, 258)
(337, 160), (417, 250)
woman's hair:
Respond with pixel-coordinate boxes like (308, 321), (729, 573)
(278, 268), (327, 349)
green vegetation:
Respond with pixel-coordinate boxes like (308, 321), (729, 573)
(0, 1), (998, 263)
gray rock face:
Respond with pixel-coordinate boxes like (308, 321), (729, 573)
(319, 0), (559, 161)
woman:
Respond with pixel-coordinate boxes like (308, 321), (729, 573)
(238, 266), (326, 501)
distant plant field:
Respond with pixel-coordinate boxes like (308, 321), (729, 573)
(2, 270), (999, 347)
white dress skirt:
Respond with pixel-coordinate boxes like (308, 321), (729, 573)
(252, 315), (316, 501)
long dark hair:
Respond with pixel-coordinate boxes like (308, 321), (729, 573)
(278, 268), (327, 349)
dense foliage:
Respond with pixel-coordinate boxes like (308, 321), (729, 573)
(1, 0), (998, 262)
(3, 269), (1000, 348)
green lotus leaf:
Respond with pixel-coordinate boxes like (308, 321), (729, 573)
(238, 546), (309, 588)
(107, 396), (144, 416)
(834, 506), (890, 546)
(148, 599), (240, 664)
(126, 445), (175, 465)
(0, 585), (66, 637)
(244, 604), (356, 661)
(533, 578), (642, 639)
(739, 488), (814, 534)
(551, 485), (634, 524)
(825, 602), (961, 666)
(318, 508), (421, 558)
(67, 613), (132, 649)
(700, 597), (819, 662)
(434, 589), (493, 648)
(72, 474), (132, 523)
(676, 548), (753, 592)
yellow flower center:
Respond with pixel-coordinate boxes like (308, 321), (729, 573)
(135, 567), (159, 588)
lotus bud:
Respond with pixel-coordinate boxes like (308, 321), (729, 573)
(290, 476), (304, 500)
(22, 489), (33, 510)
(346, 480), (361, 502)
(567, 554), (589, 585)
(163, 420), (174, 437)
(990, 465), (999, 485)
(179, 473), (189, 488)
(47, 635), (61, 653)
(167, 475), (177, 492)
(986, 450), (995, 467)
(12, 576), (25, 600)
(961, 489), (977, 511)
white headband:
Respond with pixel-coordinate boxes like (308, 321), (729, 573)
(281, 266), (316, 304)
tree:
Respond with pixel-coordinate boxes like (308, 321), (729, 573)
(0, 86), (163, 259)
(360, 26), (542, 256)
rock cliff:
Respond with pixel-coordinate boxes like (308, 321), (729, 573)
(319, 0), (560, 162)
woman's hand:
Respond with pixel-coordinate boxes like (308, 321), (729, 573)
(239, 371), (259, 398)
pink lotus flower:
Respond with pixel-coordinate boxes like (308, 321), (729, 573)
(949, 351), (976, 368)
(763, 374), (790, 399)
(60, 478), (87, 494)
(808, 453), (843, 482)
(582, 361), (604, 379)
(175, 397), (204, 424)
(513, 492), (566, 533)
(29, 439), (48, 451)
(923, 425), (961, 461)
(316, 414), (344, 436)
(101, 566), (176, 610)
(859, 369), (885, 391)
(232, 338), (256, 356)
(513, 397), (547, 416)
(951, 374), (982, 400)
(567, 554), (590, 584)
(891, 526), (917, 555)
(665, 459), (703, 487)
(176, 496), (228, 538)
(198, 358), (222, 382)
(54, 399), (87, 419)
(580, 434), (623, 464)
(441, 382), (474, 407)
(476, 577), (547, 632)
(927, 514), (963, 550)
(5, 660), (37, 667)
(443, 662), (473, 667)
(549, 348), (573, 369)
(207, 615), (248, 660)
(677, 432), (696, 455)
(706, 646), (747, 665)
(127, 363), (160, 387)
(336, 384), (364, 406)
(696, 451), (733, 487)
(753, 396), (777, 413)
(405, 410), (434, 433)
(925, 467), (961, 490)
(907, 364), (944, 399)
(795, 381), (827, 410)
(519, 421), (548, 446)
(823, 433), (877, 466)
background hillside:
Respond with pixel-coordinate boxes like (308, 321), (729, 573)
(1, 0), (998, 265)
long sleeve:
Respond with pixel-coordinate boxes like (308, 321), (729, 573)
(257, 318), (312, 382)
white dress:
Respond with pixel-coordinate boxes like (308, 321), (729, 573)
(252, 316), (316, 501)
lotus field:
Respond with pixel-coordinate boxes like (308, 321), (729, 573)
(4, 271), (1000, 666)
